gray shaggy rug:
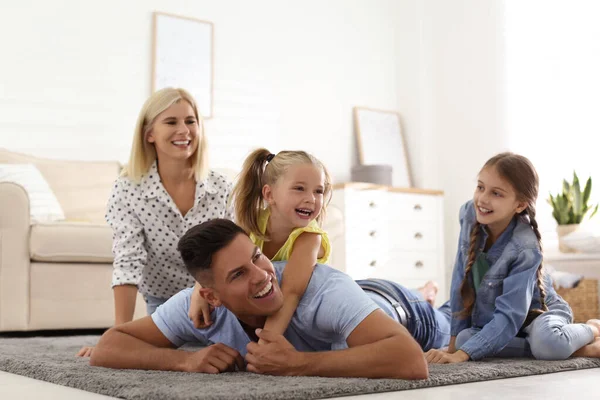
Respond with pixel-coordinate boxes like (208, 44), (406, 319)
(0, 335), (598, 400)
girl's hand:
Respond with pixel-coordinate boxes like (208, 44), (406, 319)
(425, 349), (470, 364)
(188, 283), (213, 329)
(447, 336), (457, 354)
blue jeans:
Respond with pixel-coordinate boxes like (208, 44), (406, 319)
(356, 279), (451, 351)
(144, 294), (169, 315)
(455, 309), (595, 360)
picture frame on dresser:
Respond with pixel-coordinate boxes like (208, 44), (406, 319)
(353, 107), (412, 188)
(152, 11), (214, 118)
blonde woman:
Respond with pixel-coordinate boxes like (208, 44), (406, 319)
(78, 88), (233, 357)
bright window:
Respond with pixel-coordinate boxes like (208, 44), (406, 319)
(505, 0), (600, 246)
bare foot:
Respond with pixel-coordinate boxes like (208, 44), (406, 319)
(417, 281), (439, 306)
(573, 338), (600, 358)
(586, 319), (600, 337)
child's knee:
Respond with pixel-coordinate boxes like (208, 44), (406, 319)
(528, 327), (572, 360)
(455, 328), (478, 349)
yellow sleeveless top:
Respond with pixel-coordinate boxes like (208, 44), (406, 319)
(249, 209), (331, 263)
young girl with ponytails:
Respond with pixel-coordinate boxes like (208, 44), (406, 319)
(189, 148), (332, 337)
(426, 152), (600, 363)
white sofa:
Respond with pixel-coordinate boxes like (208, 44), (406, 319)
(0, 149), (344, 332)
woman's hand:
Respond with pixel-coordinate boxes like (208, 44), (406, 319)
(425, 348), (470, 364)
(188, 282), (213, 328)
(76, 346), (95, 357)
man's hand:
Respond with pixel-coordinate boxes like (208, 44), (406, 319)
(77, 346), (95, 358)
(425, 348), (470, 364)
(245, 329), (306, 376)
(185, 343), (245, 373)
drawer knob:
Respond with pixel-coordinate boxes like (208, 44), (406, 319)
(369, 201), (377, 208)
(414, 204), (422, 211)
(369, 260), (377, 267)
(369, 230), (377, 237)
(414, 232), (423, 239)
(415, 261), (424, 268)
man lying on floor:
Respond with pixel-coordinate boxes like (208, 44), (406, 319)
(90, 219), (451, 379)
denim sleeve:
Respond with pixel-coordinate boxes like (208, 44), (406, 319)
(450, 201), (473, 336)
(543, 274), (573, 318)
(458, 248), (542, 360)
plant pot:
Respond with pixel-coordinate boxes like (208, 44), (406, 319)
(556, 224), (579, 253)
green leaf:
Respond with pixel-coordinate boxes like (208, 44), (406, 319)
(583, 177), (592, 205)
(557, 193), (567, 210)
(563, 179), (571, 195)
(554, 210), (566, 225)
(590, 204), (599, 220)
(573, 176), (582, 217)
(548, 171), (595, 225)
(568, 206), (577, 224)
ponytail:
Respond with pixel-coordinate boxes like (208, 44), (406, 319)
(232, 148), (271, 240)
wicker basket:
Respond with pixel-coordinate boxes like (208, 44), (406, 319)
(555, 279), (599, 323)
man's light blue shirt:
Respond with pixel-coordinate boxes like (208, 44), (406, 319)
(152, 262), (380, 355)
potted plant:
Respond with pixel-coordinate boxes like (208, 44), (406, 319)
(548, 172), (599, 252)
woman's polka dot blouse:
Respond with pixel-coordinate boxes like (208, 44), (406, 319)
(107, 162), (233, 299)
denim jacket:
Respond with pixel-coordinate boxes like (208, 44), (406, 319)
(449, 200), (571, 360)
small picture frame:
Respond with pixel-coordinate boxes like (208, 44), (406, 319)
(152, 12), (214, 118)
(353, 107), (412, 187)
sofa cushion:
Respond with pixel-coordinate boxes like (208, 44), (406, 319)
(30, 222), (113, 263)
(0, 148), (120, 223)
(0, 164), (65, 223)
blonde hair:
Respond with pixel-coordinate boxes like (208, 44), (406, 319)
(123, 87), (209, 182)
(458, 152), (547, 326)
(232, 148), (332, 241)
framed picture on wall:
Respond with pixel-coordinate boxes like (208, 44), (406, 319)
(353, 107), (413, 187)
(152, 12), (214, 118)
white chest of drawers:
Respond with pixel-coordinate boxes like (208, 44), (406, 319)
(329, 183), (446, 304)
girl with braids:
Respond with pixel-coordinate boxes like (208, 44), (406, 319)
(426, 152), (600, 364)
(188, 148), (332, 337)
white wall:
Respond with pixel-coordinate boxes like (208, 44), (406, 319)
(0, 0), (403, 181)
(397, 0), (510, 281)
(1, 0), (512, 286)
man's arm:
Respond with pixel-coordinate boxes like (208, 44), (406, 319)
(307, 309), (428, 379)
(90, 316), (244, 373)
(90, 316), (186, 370)
(246, 309), (428, 379)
